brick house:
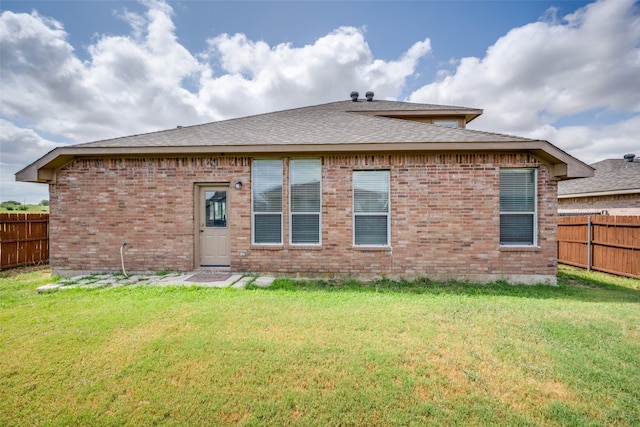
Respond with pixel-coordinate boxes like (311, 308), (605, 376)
(558, 155), (640, 215)
(17, 97), (593, 284)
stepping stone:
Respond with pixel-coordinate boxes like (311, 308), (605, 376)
(253, 276), (275, 288)
(80, 282), (109, 289)
(187, 274), (243, 288)
(157, 274), (190, 284)
(232, 277), (254, 289)
(37, 283), (62, 293)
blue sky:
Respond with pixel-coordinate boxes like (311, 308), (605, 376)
(1, 0), (639, 202)
(2, 1), (591, 97)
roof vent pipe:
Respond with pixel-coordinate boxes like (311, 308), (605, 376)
(624, 153), (636, 162)
(365, 91), (374, 101)
(350, 91), (359, 102)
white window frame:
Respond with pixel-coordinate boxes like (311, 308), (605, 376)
(251, 159), (283, 245)
(353, 170), (391, 247)
(289, 158), (322, 246)
(499, 168), (538, 247)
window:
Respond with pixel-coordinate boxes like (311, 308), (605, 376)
(500, 168), (537, 246)
(252, 159), (283, 244)
(353, 170), (390, 246)
(205, 191), (227, 227)
(290, 159), (321, 245)
(433, 120), (458, 128)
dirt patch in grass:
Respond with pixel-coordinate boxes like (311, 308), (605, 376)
(0, 264), (50, 278)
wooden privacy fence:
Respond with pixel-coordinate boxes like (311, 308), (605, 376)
(558, 215), (640, 279)
(0, 213), (49, 270)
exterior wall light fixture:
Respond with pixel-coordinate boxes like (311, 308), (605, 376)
(234, 181), (243, 190)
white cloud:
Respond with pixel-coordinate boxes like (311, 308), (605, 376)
(1, 2), (431, 142)
(0, 120), (63, 203)
(199, 27), (431, 118)
(0, 0), (431, 201)
(409, 0), (640, 164)
(528, 116), (640, 163)
(1, 0), (638, 205)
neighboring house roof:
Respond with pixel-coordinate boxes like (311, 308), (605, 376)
(558, 158), (640, 198)
(16, 99), (594, 183)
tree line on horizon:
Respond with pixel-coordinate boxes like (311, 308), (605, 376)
(1, 200), (49, 211)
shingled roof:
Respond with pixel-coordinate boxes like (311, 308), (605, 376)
(16, 99), (594, 183)
(558, 158), (640, 197)
(71, 100), (504, 148)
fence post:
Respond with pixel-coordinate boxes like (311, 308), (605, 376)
(587, 215), (592, 271)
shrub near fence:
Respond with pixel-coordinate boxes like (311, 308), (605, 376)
(0, 213), (49, 269)
(558, 215), (640, 279)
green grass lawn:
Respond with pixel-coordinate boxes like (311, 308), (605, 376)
(1, 266), (638, 426)
(0, 204), (49, 213)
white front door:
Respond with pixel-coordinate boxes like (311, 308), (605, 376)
(199, 187), (230, 267)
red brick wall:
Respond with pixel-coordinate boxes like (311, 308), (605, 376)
(50, 157), (251, 274)
(559, 193), (640, 215)
(50, 153), (557, 283)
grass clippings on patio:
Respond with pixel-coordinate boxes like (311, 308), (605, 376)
(1, 265), (639, 426)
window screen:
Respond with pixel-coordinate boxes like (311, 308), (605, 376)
(500, 168), (536, 246)
(290, 159), (321, 244)
(252, 159), (283, 244)
(353, 170), (390, 246)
